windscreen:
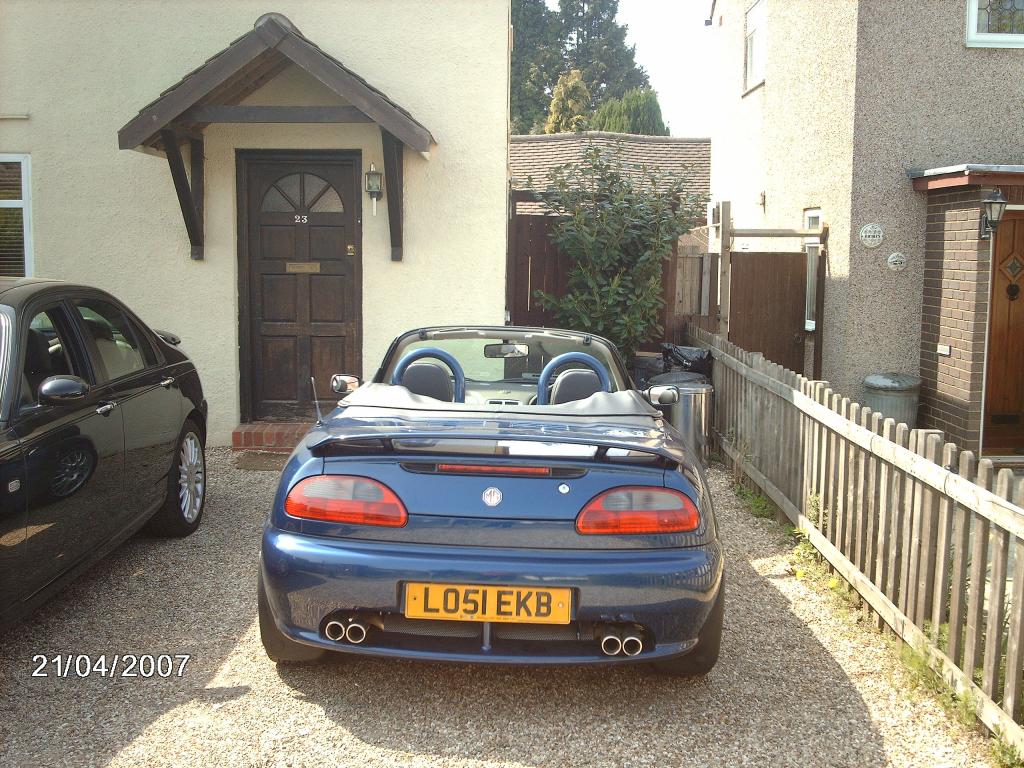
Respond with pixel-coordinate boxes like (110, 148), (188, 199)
(390, 334), (625, 389)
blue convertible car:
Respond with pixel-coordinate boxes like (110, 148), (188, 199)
(258, 326), (723, 675)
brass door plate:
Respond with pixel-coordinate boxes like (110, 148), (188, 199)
(286, 262), (321, 273)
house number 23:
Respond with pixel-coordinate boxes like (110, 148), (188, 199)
(293, 215), (308, 224)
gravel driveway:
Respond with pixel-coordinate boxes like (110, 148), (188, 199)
(0, 449), (995, 768)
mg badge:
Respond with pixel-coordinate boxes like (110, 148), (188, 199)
(482, 487), (502, 507)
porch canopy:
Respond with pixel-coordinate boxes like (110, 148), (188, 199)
(909, 164), (1024, 191)
(117, 12), (435, 259)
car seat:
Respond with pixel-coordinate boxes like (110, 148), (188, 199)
(400, 362), (454, 402)
(550, 368), (603, 404)
(23, 328), (56, 400)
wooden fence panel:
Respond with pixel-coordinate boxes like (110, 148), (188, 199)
(685, 323), (1024, 752)
(947, 450), (977, 667)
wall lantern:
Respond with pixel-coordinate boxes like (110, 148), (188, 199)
(365, 163), (384, 216)
(980, 189), (1008, 240)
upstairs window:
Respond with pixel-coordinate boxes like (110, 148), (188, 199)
(968, 0), (1024, 47)
(0, 155), (31, 278)
(744, 0), (766, 91)
(804, 209), (822, 332)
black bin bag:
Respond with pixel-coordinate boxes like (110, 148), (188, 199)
(660, 344), (713, 378)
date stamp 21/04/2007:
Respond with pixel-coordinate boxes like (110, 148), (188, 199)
(31, 654), (191, 679)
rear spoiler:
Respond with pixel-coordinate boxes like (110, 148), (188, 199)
(307, 432), (681, 467)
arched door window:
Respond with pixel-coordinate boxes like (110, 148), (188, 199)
(261, 173), (344, 213)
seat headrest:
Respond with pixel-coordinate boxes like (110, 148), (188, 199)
(550, 368), (603, 405)
(82, 317), (114, 341)
(400, 361), (454, 402)
(24, 328), (53, 375)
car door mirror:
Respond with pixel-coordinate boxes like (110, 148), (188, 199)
(331, 374), (360, 394)
(38, 375), (91, 405)
(645, 385), (679, 405)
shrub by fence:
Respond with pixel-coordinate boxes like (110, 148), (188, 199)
(687, 324), (1024, 752)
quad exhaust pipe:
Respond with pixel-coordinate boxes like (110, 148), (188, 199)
(345, 621), (367, 644)
(621, 635), (643, 657)
(600, 634), (622, 656)
(599, 628), (644, 657)
(324, 618), (369, 644)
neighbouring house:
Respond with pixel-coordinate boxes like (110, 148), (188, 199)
(508, 131), (711, 340)
(707, 0), (1024, 457)
(0, 2), (510, 446)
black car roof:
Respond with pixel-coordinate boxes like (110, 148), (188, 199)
(0, 278), (103, 311)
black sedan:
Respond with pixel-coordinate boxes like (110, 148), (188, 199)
(0, 278), (208, 629)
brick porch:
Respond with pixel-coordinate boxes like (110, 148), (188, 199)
(231, 422), (313, 453)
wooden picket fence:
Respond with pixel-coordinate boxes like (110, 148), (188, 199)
(687, 324), (1024, 752)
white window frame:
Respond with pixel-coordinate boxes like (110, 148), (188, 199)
(0, 154), (33, 277)
(744, 0), (766, 92)
(966, 0), (1024, 48)
(803, 208), (821, 332)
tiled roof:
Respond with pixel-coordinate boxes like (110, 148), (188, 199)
(119, 13), (433, 151)
(510, 131), (711, 196)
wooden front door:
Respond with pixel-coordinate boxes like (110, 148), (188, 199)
(239, 151), (361, 421)
(984, 211), (1024, 454)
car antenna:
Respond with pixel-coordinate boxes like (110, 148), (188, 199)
(310, 376), (324, 425)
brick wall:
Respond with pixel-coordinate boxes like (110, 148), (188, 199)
(918, 187), (992, 450)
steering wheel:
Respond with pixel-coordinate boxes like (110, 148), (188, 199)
(390, 347), (467, 403)
(535, 352), (612, 405)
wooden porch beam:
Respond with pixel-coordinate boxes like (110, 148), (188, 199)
(179, 105), (373, 124)
(730, 227), (825, 238)
(160, 129), (204, 259)
(718, 200), (731, 338)
(381, 128), (404, 262)
(912, 172), (1024, 191)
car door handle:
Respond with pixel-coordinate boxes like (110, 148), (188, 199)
(95, 401), (118, 416)
(160, 376), (175, 388)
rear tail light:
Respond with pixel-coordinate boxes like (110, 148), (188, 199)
(576, 486), (700, 535)
(284, 475), (407, 527)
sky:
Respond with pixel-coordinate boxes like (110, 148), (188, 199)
(543, 0), (718, 137)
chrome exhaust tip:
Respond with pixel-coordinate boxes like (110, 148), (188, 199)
(324, 620), (347, 642)
(600, 634), (622, 656)
(621, 635), (643, 657)
(345, 621), (368, 644)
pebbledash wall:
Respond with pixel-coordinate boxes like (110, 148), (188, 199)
(709, 0), (1024, 423)
(0, 0), (510, 445)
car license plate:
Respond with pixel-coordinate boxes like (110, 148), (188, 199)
(404, 582), (571, 624)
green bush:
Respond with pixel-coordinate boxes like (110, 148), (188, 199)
(533, 146), (705, 358)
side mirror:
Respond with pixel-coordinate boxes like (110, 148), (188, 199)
(39, 375), (91, 405)
(330, 374), (360, 395)
(645, 385), (679, 405)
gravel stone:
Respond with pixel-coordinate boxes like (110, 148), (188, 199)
(0, 451), (995, 767)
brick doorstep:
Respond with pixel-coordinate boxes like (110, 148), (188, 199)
(231, 422), (313, 453)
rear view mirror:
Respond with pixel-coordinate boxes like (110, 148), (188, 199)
(39, 375), (91, 405)
(331, 374), (360, 394)
(645, 385), (679, 405)
(484, 343), (529, 359)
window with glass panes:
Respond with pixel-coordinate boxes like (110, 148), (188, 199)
(968, 0), (1024, 46)
(0, 157), (30, 278)
(804, 209), (821, 331)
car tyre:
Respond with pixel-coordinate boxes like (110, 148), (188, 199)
(653, 580), (724, 677)
(258, 571), (326, 664)
(146, 419), (206, 538)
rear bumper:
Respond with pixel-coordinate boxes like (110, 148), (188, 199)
(260, 528), (723, 664)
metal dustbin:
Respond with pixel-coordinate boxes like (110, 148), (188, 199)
(649, 371), (712, 461)
(863, 372), (922, 428)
